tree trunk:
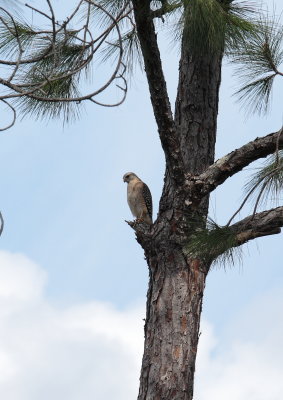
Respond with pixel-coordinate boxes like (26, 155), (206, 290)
(132, 4), (224, 398)
(138, 247), (208, 400)
(129, 2), (283, 399)
(136, 46), (223, 398)
(175, 45), (223, 175)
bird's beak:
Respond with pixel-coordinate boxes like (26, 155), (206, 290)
(123, 177), (126, 183)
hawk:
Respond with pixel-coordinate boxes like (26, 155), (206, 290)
(123, 172), (153, 225)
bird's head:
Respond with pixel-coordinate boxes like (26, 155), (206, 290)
(123, 172), (139, 183)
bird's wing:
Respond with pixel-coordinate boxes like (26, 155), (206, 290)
(142, 183), (153, 219)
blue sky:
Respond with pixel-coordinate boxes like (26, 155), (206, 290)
(0, 1), (282, 399)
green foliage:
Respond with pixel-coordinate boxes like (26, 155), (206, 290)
(13, 39), (88, 122)
(87, 1), (143, 75)
(87, 0), (131, 28)
(0, 1), (280, 123)
(245, 149), (283, 206)
(180, 0), (258, 56)
(233, 15), (283, 115)
(0, 17), (36, 57)
(152, 0), (183, 18)
(101, 27), (143, 74)
(96, 0), (130, 16)
(27, 39), (89, 75)
(185, 218), (241, 266)
(15, 76), (81, 123)
(100, 0), (258, 76)
(0, 8), (91, 122)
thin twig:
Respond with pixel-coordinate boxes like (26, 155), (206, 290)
(226, 167), (281, 226)
(0, 212), (4, 236)
(0, 0), (129, 127)
(0, 99), (16, 131)
(46, 0), (57, 65)
(25, 3), (53, 21)
(0, 9), (24, 82)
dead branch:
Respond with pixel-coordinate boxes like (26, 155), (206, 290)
(185, 128), (283, 202)
(230, 206), (283, 246)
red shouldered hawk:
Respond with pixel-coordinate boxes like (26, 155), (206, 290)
(123, 172), (153, 225)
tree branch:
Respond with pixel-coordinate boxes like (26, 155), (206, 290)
(150, 2), (182, 20)
(230, 206), (283, 246)
(0, 0), (131, 127)
(186, 128), (283, 201)
(132, 0), (183, 183)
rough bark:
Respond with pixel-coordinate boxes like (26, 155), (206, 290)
(129, 3), (283, 400)
(138, 255), (207, 400)
(132, 0), (183, 183)
(134, 212), (210, 400)
(231, 206), (283, 245)
(134, 35), (224, 400)
(186, 128), (283, 201)
(174, 43), (223, 175)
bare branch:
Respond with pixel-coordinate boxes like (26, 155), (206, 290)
(132, 0), (183, 183)
(0, 8), (23, 82)
(230, 206), (283, 246)
(0, 99), (16, 131)
(150, 1), (182, 20)
(46, 0), (57, 62)
(25, 3), (53, 21)
(186, 128), (283, 202)
(0, 211), (4, 237)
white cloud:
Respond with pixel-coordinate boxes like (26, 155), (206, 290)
(0, 252), (46, 317)
(195, 289), (283, 400)
(0, 251), (144, 400)
(0, 250), (282, 400)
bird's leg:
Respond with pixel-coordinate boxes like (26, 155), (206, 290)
(131, 217), (143, 227)
(135, 212), (146, 224)
(125, 215), (147, 229)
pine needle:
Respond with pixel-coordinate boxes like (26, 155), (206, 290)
(232, 14), (283, 115)
(185, 218), (242, 267)
(244, 150), (283, 206)
(100, 28), (143, 75)
(178, 0), (258, 56)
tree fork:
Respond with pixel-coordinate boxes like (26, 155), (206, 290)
(133, 2), (232, 400)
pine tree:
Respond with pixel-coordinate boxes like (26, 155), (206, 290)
(0, 1), (283, 399)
